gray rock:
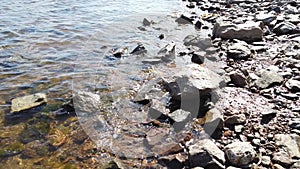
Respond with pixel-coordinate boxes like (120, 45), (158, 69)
(158, 154), (185, 169)
(175, 14), (194, 24)
(273, 22), (299, 35)
(224, 142), (256, 166)
(272, 149), (292, 167)
(291, 161), (300, 169)
(227, 43), (252, 60)
(273, 164), (285, 169)
(225, 114), (246, 125)
(261, 156), (271, 166)
(11, 93), (47, 113)
(175, 64), (222, 91)
(189, 138), (225, 168)
(158, 42), (176, 62)
(289, 119), (300, 130)
(255, 12), (277, 25)
(73, 91), (100, 114)
(213, 20), (263, 42)
(168, 109), (191, 123)
(274, 134), (300, 158)
(183, 35), (213, 50)
(229, 71), (247, 87)
(143, 18), (151, 26)
(197, 108), (224, 138)
(285, 79), (300, 92)
(254, 70), (283, 89)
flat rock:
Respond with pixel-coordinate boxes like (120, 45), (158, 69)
(224, 142), (256, 166)
(273, 22), (299, 35)
(168, 109), (191, 123)
(197, 108), (224, 138)
(254, 70), (283, 89)
(11, 93), (47, 113)
(73, 91), (100, 114)
(225, 114), (247, 125)
(183, 35), (213, 50)
(175, 64), (222, 91)
(255, 12), (277, 25)
(227, 43), (252, 60)
(272, 149), (293, 167)
(213, 20), (263, 42)
(189, 138), (225, 168)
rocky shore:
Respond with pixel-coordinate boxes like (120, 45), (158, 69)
(1, 0), (300, 169)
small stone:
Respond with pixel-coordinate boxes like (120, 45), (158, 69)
(273, 22), (299, 35)
(234, 125), (243, 133)
(285, 79), (300, 93)
(224, 142), (256, 166)
(273, 164), (285, 169)
(252, 139), (260, 146)
(289, 119), (300, 130)
(175, 14), (194, 24)
(130, 44), (147, 55)
(227, 43), (252, 60)
(225, 114), (246, 125)
(143, 18), (151, 26)
(229, 71), (247, 87)
(11, 93), (47, 113)
(168, 109), (191, 123)
(191, 52), (205, 65)
(261, 156), (271, 166)
(183, 35), (213, 50)
(195, 20), (202, 29)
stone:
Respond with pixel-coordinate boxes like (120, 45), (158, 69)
(197, 108), (224, 138)
(224, 142), (256, 166)
(143, 18), (151, 26)
(175, 64), (222, 91)
(273, 22), (299, 35)
(130, 44), (147, 55)
(229, 71), (247, 87)
(191, 52), (205, 65)
(254, 70), (283, 89)
(261, 156), (271, 166)
(289, 119), (300, 130)
(158, 154), (185, 169)
(213, 20), (263, 42)
(158, 42), (176, 62)
(183, 35), (213, 50)
(291, 161), (300, 169)
(273, 164), (285, 169)
(254, 12), (276, 25)
(272, 149), (292, 167)
(274, 134), (300, 158)
(195, 20), (202, 29)
(285, 79), (300, 92)
(168, 109), (191, 123)
(175, 14), (194, 24)
(225, 114), (246, 125)
(11, 93), (47, 113)
(146, 128), (170, 146)
(189, 138), (225, 168)
(227, 43), (252, 60)
(73, 91), (100, 114)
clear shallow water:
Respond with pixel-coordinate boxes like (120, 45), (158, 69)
(0, 0), (181, 104)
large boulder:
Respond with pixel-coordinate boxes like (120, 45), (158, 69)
(11, 93), (47, 113)
(213, 20), (263, 42)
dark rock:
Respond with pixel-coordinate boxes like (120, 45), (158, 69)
(158, 154), (185, 169)
(273, 22), (299, 35)
(289, 119), (300, 130)
(158, 34), (164, 40)
(143, 18), (151, 26)
(272, 149), (293, 167)
(195, 20), (202, 29)
(224, 114), (246, 125)
(229, 71), (247, 87)
(191, 52), (205, 65)
(130, 44), (147, 55)
(158, 42), (176, 62)
(175, 14), (194, 24)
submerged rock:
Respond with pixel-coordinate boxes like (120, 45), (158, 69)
(11, 93), (47, 113)
(73, 91), (100, 114)
(130, 44), (147, 55)
(213, 20), (263, 42)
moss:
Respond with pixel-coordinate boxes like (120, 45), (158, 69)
(0, 141), (24, 156)
(62, 163), (77, 169)
(40, 102), (62, 113)
(101, 161), (120, 169)
(35, 121), (50, 134)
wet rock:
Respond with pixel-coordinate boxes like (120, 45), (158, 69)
(274, 134), (300, 158)
(175, 64), (222, 91)
(143, 18), (151, 26)
(130, 44), (147, 55)
(213, 20), (263, 42)
(229, 71), (247, 87)
(158, 34), (164, 40)
(224, 114), (246, 125)
(111, 47), (128, 58)
(189, 138), (225, 168)
(11, 93), (47, 113)
(158, 42), (176, 62)
(73, 91), (100, 114)
(175, 14), (194, 24)
(146, 128), (170, 147)
(273, 22), (299, 35)
(285, 79), (300, 92)
(254, 70), (283, 89)
(191, 52), (205, 65)
(194, 20), (202, 29)
(227, 43), (252, 60)
(224, 142), (256, 166)
(183, 35), (213, 50)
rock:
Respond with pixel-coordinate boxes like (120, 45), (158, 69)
(130, 44), (147, 55)
(227, 43), (252, 60)
(254, 70), (283, 89)
(224, 142), (256, 166)
(158, 154), (185, 169)
(273, 22), (299, 35)
(261, 156), (271, 166)
(254, 12), (276, 25)
(175, 64), (222, 91)
(195, 20), (202, 29)
(168, 109), (191, 123)
(229, 71), (247, 87)
(273, 164), (285, 169)
(189, 138), (225, 168)
(175, 14), (194, 24)
(158, 42), (176, 62)
(291, 161), (300, 169)
(274, 134), (300, 158)
(213, 20), (263, 42)
(11, 93), (47, 113)
(143, 18), (151, 26)
(224, 114), (246, 125)
(111, 47), (128, 58)
(191, 52), (205, 65)
(73, 91), (100, 114)
(285, 79), (300, 92)
(289, 119), (300, 130)
(146, 128), (170, 147)
(196, 108), (224, 139)
(272, 149), (293, 167)
(183, 35), (213, 50)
